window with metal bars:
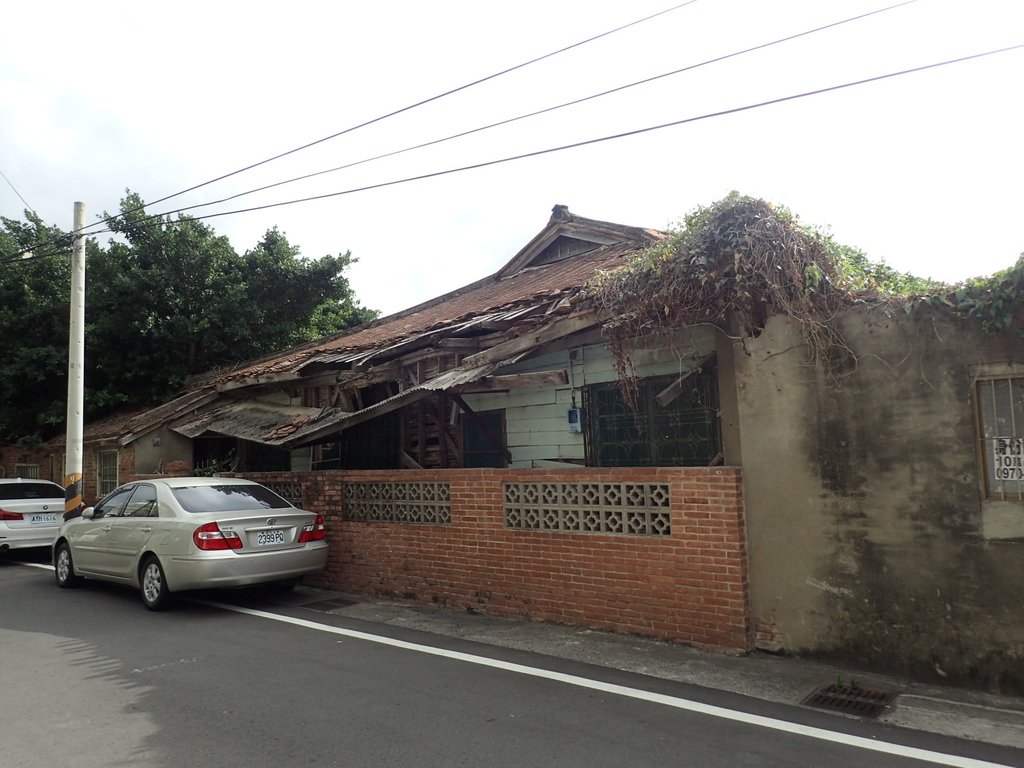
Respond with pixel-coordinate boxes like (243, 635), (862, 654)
(584, 370), (721, 467)
(977, 376), (1024, 501)
(98, 450), (119, 497)
(14, 464), (39, 479)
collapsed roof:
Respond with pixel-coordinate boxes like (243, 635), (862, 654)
(117, 206), (666, 450)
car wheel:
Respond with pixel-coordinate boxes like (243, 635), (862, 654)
(140, 556), (172, 611)
(54, 542), (82, 589)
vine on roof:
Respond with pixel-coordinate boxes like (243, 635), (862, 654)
(943, 255), (1024, 334)
(579, 192), (956, 399)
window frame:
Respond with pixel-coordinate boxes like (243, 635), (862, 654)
(123, 484), (159, 518)
(50, 454), (66, 483)
(975, 374), (1024, 502)
(14, 463), (39, 479)
(97, 450), (119, 498)
(462, 409), (508, 468)
(91, 485), (133, 519)
(583, 370), (722, 468)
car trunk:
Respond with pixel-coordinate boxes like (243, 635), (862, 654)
(206, 510), (316, 553)
(0, 497), (63, 529)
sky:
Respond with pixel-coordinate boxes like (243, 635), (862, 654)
(1, 0), (1022, 316)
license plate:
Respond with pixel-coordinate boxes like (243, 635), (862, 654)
(256, 529), (285, 546)
(30, 513), (59, 525)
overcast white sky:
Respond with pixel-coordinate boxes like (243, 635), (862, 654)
(2, 0), (1022, 315)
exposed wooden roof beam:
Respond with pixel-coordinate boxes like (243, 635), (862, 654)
(437, 338), (482, 350)
(449, 393), (512, 464)
(462, 311), (600, 368)
(216, 371), (304, 392)
(458, 369), (568, 392)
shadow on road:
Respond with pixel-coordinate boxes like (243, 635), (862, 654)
(0, 546), (51, 566)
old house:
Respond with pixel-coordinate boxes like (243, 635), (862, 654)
(2, 410), (150, 501)
(85, 202), (1024, 690)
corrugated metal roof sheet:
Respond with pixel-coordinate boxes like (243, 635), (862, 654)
(217, 238), (647, 383)
(171, 401), (328, 444)
(112, 210), (662, 448)
(282, 362), (499, 448)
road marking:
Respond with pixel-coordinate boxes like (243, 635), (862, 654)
(19, 560), (1014, 768)
(202, 599), (1014, 768)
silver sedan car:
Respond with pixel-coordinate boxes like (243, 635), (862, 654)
(53, 477), (328, 610)
(0, 478), (66, 552)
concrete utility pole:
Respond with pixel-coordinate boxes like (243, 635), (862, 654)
(64, 202), (86, 515)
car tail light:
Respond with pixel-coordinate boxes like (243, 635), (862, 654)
(193, 522), (243, 551)
(298, 515), (326, 543)
(0, 508), (24, 521)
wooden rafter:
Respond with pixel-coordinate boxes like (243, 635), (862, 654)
(462, 311), (599, 368)
(449, 393), (511, 464)
(460, 369), (568, 392)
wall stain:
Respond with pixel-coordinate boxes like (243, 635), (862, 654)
(800, 307), (1024, 692)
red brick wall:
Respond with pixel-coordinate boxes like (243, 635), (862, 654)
(0, 445), (54, 480)
(235, 467), (751, 652)
(0, 442), (137, 505)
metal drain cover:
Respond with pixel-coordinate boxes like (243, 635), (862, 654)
(302, 597), (357, 612)
(802, 683), (897, 719)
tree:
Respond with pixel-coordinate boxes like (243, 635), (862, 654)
(86, 192), (379, 413)
(0, 194), (379, 440)
(239, 227), (376, 356)
(0, 214), (74, 441)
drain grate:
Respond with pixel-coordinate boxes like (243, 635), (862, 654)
(802, 683), (898, 719)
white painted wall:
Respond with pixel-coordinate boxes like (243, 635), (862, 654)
(463, 327), (717, 468)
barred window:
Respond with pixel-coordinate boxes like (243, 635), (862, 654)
(977, 376), (1024, 501)
(14, 463), (39, 479)
(584, 370), (721, 467)
(98, 450), (119, 497)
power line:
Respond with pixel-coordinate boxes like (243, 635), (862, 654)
(83, 42), (1022, 238)
(0, 167), (37, 216)
(135, 0), (921, 224)
(0, 243), (68, 266)
(5, 1), (701, 261)
(59, 0), (701, 245)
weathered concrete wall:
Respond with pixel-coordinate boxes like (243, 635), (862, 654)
(132, 426), (192, 477)
(736, 307), (1024, 692)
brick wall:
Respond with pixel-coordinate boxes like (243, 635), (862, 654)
(0, 442), (138, 505)
(233, 467), (751, 653)
(0, 445), (54, 480)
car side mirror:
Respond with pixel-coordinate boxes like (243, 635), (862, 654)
(81, 507), (95, 519)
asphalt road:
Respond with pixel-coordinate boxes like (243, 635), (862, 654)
(1, 550), (1020, 768)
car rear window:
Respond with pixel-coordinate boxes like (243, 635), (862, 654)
(0, 482), (64, 500)
(170, 484), (292, 513)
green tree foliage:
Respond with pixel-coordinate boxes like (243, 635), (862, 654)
(239, 227), (375, 352)
(0, 194), (379, 440)
(946, 255), (1024, 335)
(0, 214), (74, 440)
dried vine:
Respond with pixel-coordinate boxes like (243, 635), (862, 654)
(579, 193), (927, 402)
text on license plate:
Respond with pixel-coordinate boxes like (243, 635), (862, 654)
(256, 529), (286, 546)
(30, 513), (59, 525)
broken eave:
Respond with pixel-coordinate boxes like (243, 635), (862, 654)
(170, 401), (332, 447)
(282, 362), (499, 449)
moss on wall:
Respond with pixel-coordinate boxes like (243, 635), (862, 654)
(740, 306), (1024, 693)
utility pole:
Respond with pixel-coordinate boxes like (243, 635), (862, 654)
(64, 202), (86, 515)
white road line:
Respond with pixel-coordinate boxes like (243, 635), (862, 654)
(201, 599), (1014, 768)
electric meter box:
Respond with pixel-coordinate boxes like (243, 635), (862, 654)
(567, 407), (582, 433)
